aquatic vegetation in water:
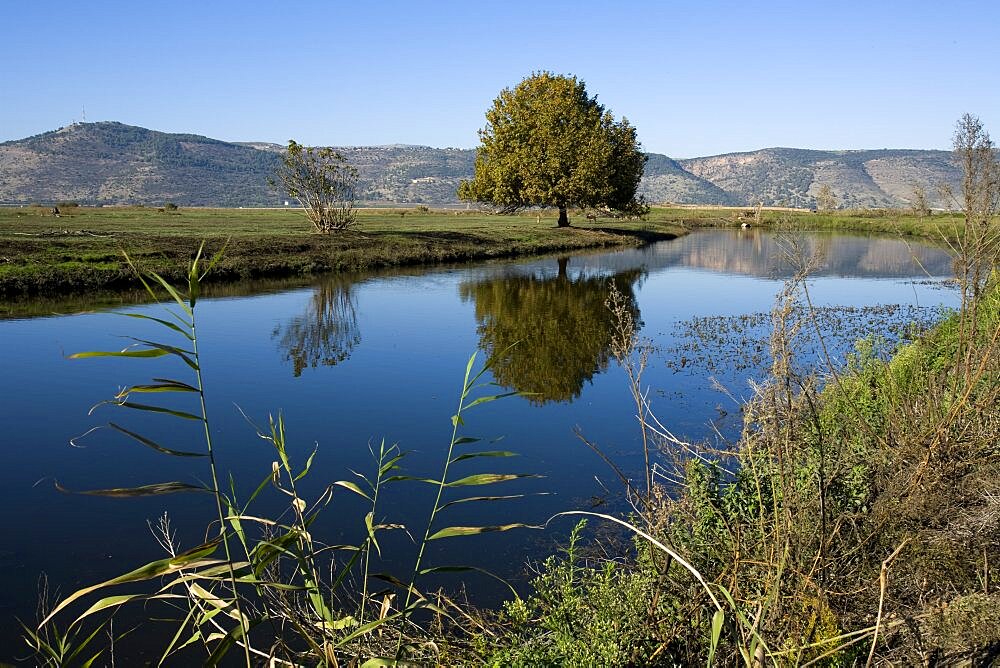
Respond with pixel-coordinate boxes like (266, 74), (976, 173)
(665, 303), (949, 378)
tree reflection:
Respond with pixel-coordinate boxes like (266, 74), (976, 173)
(459, 259), (644, 404)
(273, 276), (361, 377)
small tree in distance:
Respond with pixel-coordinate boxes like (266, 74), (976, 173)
(458, 72), (648, 227)
(815, 183), (838, 211)
(271, 140), (359, 233)
(951, 112), (1000, 305)
(910, 184), (930, 218)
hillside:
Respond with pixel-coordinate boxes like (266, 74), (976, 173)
(679, 148), (961, 209)
(0, 122), (280, 206)
(0, 122), (965, 209)
(641, 153), (738, 205)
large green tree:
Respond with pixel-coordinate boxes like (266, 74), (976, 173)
(458, 72), (647, 227)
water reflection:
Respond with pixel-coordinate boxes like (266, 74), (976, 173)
(459, 258), (644, 404)
(0, 229), (962, 658)
(273, 276), (361, 376)
(568, 229), (955, 279)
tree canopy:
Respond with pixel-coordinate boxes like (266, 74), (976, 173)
(458, 72), (647, 226)
(271, 140), (358, 233)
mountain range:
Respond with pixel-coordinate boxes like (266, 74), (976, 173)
(0, 122), (963, 209)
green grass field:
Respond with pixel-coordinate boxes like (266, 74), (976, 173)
(0, 205), (687, 297)
(0, 203), (967, 301)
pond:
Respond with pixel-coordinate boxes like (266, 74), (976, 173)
(0, 228), (958, 660)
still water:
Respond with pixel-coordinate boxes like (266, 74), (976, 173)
(0, 229), (957, 658)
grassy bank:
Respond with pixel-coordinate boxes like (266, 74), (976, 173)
(471, 272), (1000, 665)
(670, 203), (968, 240)
(0, 205), (685, 298)
(1, 203), (971, 300)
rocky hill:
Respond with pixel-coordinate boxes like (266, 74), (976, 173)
(0, 122), (280, 206)
(641, 153), (737, 205)
(0, 122), (964, 209)
(679, 148), (961, 209)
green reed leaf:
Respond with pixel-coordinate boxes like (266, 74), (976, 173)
(708, 609), (725, 667)
(452, 436), (481, 446)
(72, 594), (142, 627)
(189, 582), (246, 623)
(54, 480), (208, 497)
(66, 621), (109, 666)
(199, 240), (229, 281)
(250, 529), (306, 576)
(333, 480), (372, 501)
(438, 493), (529, 510)
(108, 422), (206, 457)
(112, 312), (193, 339)
(333, 610), (406, 648)
(446, 473), (538, 487)
(462, 391), (520, 411)
(204, 619), (254, 667)
(125, 338), (198, 369)
(449, 450), (518, 464)
(188, 243), (203, 307)
(428, 523), (539, 540)
(383, 475), (437, 484)
(365, 511), (381, 557)
(368, 572), (420, 595)
(147, 270), (193, 316)
(462, 352), (478, 390)
(117, 380), (198, 395)
(159, 604), (201, 663)
(378, 452), (406, 477)
(69, 348), (170, 361)
(40, 539), (221, 627)
(294, 445), (319, 481)
(114, 400), (203, 421)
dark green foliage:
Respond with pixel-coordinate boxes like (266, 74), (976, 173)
(477, 522), (671, 666)
(459, 72), (648, 225)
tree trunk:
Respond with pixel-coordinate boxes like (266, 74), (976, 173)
(557, 257), (569, 278)
(557, 205), (569, 227)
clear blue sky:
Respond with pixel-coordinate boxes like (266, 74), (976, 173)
(2, 0), (998, 157)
